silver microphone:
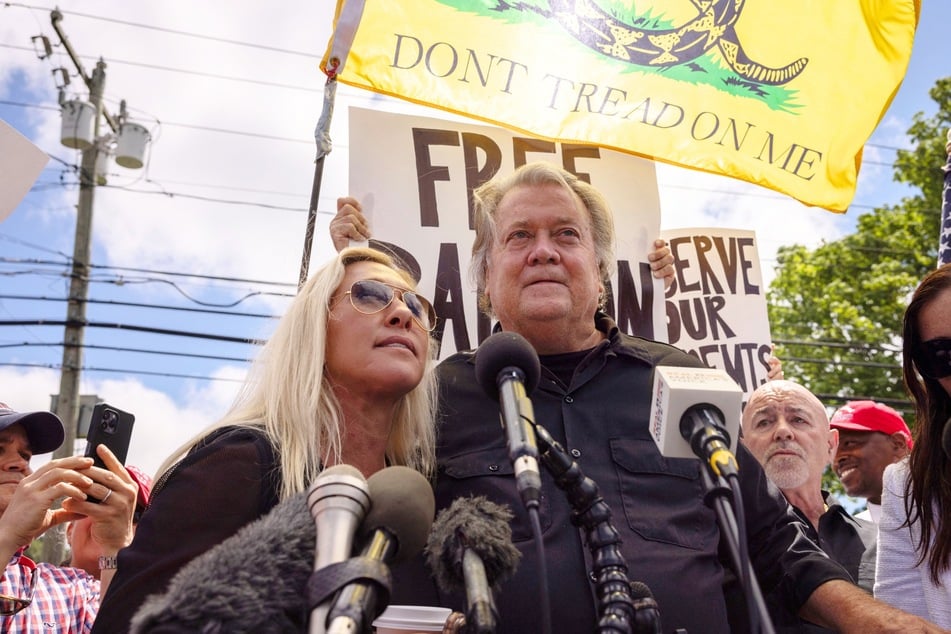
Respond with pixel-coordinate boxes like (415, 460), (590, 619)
(308, 464), (371, 634)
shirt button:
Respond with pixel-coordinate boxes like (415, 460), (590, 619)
(488, 464), (500, 472)
(589, 571), (597, 582)
(570, 449), (582, 458)
(564, 395), (574, 403)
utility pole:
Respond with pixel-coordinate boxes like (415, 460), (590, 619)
(52, 58), (104, 465)
(41, 8), (134, 565)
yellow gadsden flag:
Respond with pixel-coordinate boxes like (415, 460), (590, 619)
(323, 0), (919, 212)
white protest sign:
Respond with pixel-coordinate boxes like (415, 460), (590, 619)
(660, 227), (773, 398)
(0, 120), (49, 222)
(348, 107), (665, 359)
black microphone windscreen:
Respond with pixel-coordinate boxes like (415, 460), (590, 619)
(130, 491), (314, 633)
(474, 332), (541, 400)
(361, 465), (435, 564)
(425, 495), (521, 594)
(629, 580), (656, 600)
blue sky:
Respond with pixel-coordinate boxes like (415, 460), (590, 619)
(0, 0), (946, 477)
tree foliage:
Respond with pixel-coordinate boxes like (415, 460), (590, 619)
(767, 77), (950, 498)
(767, 78), (950, 425)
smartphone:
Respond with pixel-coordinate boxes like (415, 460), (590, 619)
(83, 403), (135, 502)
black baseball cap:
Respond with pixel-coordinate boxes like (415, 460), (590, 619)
(0, 402), (65, 454)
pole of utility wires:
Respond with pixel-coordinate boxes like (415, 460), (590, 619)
(43, 60), (105, 566)
(53, 59), (104, 460)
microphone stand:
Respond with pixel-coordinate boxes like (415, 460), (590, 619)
(532, 423), (660, 634)
(698, 467), (775, 634)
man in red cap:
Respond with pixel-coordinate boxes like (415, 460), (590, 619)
(0, 402), (139, 631)
(830, 401), (912, 522)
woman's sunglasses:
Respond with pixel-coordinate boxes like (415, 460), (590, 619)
(914, 337), (951, 379)
(338, 279), (437, 332)
(0, 555), (36, 616)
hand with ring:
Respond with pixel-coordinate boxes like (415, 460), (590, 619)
(67, 444), (139, 560)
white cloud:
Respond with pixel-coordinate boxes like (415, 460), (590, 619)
(0, 366), (241, 477)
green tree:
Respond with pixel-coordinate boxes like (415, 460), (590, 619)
(767, 78), (950, 500)
(767, 77), (950, 423)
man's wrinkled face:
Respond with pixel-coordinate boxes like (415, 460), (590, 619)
(741, 382), (836, 491)
(0, 424), (32, 514)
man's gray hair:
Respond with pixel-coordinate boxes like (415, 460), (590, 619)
(469, 162), (616, 317)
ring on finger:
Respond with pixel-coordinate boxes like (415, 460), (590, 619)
(100, 488), (113, 503)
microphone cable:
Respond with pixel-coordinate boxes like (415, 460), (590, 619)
(528, 504), (552, 634)
(698, 467), (775, 634)
(533, 422), (655, 634)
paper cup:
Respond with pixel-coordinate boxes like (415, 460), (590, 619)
(372, 605), (451, 633)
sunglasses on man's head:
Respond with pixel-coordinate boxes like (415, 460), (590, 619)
(915, 337), (951, 379)
(0, 555), (36, 616)
(338, 279), (437, 332)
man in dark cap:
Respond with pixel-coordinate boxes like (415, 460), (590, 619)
(0, 402), (139, 631)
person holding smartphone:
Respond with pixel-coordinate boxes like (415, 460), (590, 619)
(65, 464), (153, 579)
(0, 402), (139, 632)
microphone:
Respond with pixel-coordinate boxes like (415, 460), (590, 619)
(326, 466), (435, 634)
(629, 581), (662, 634)
(309, 464), (372, 634)
(474, 331), (543, 509)
(425, 496), (522, 634)
(649, 366), (742, 478)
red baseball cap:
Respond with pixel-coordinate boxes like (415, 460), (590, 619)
(830, 400), (913, 449)
(125, 464), (153, 514)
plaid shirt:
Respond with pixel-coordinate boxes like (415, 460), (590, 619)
(1, 549), (100, 633)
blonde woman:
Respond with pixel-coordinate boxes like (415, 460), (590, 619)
(93, 247), (438, 632)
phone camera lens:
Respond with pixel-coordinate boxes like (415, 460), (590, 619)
(102, 409), (119, 433)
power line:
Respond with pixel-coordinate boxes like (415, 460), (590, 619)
(774, 338), (901, 353)
(0, 341), (252, 363)
(0, 361), (244, 383)
(0, 99), (316, 145)
(0, 293), (281, 319)
(0, 43), (321, 93)
(0, 255), (298, 288)
(7, 3), (320, 58)
(0, 319), (265, 345)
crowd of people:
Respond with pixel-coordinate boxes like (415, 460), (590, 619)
(1, 162), (949, 633)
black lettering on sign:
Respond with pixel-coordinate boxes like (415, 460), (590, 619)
(461, 133), (502, 228)
(412, 127), (460, 227)
(681, 342), (771, 393)
(608, 260), (654, 339)
(667, 234), (760, 296)
(431, 243), (472, 357)
(665, 296), (737, 345)
(512, 137), (556, 167)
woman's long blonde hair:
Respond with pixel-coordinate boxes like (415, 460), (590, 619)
(156, 247), (438, 500)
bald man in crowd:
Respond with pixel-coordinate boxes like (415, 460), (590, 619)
(741, 381), (878, 631)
